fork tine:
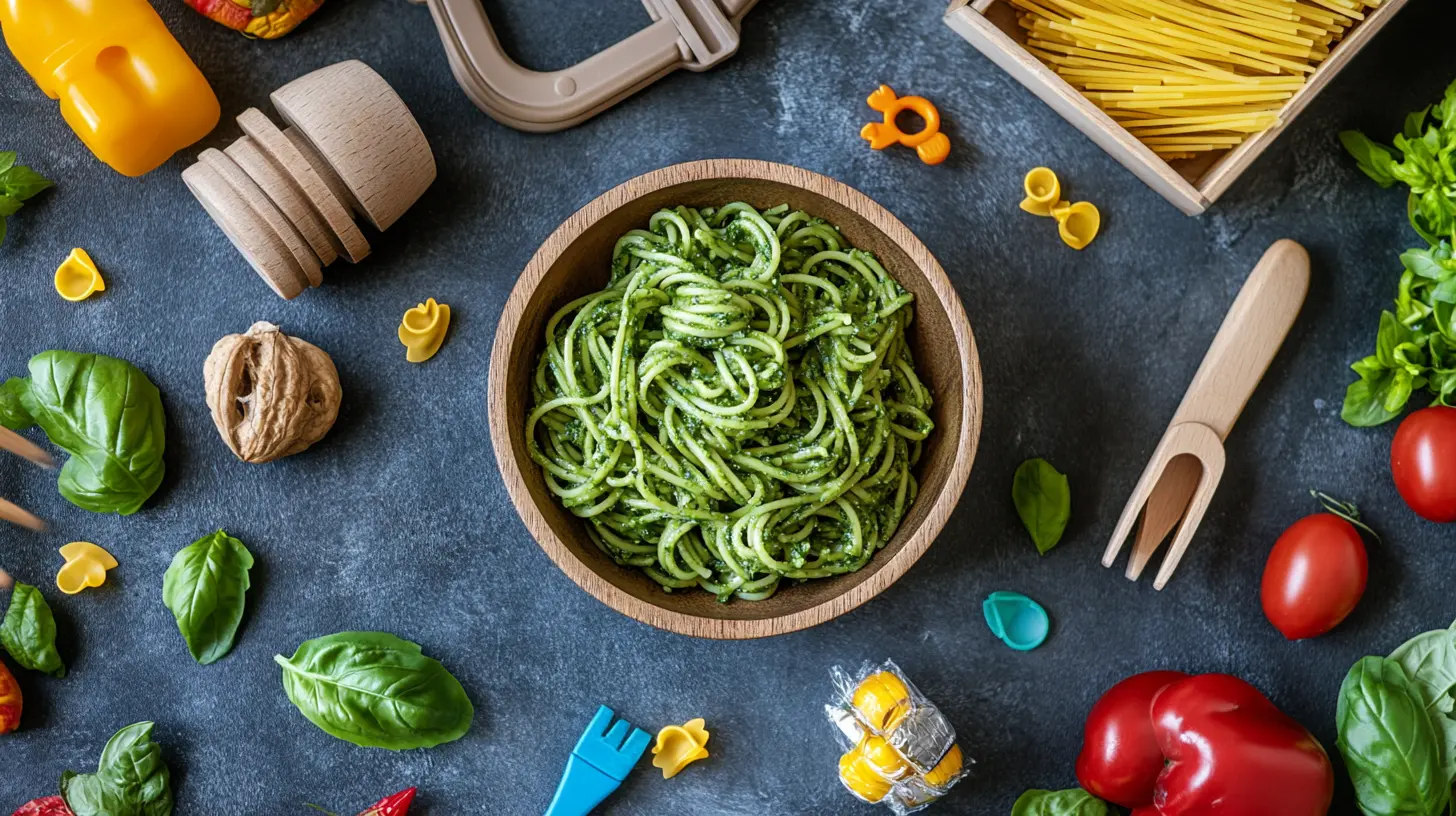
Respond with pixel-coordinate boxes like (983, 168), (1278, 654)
(1103, 433), (1180, 569)
(1127, 455), (1202, 579)
(620, 727), (651, 759)
(603, 719), (630, 749)
(1153, 435), (1226, 590)
(586, 706), (613, 736)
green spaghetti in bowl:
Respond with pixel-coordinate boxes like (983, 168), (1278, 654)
(526, 203), (934, 602)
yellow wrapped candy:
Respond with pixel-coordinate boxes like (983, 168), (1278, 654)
(852, 671), (912, 733)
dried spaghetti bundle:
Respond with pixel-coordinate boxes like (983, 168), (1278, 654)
(1011, 0), (1382, 159)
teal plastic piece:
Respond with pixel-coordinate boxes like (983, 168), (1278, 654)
(983, 591), (1050, 651)
(546, 705), (651, 816)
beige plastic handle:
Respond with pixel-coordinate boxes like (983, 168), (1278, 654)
(423, 0), (759, 132)
(1169, 238), (1311, 440)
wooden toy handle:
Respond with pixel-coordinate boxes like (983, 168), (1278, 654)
(1170, 239), (1310, 440)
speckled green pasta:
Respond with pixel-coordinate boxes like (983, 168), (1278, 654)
(527, 203), (934, 601)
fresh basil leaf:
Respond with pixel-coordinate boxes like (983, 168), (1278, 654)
(0, 378), (33, 429)
(9, 351), (166, 515)
(1432, 277), (1456, 305)
(1377, 311), (1414, 366)
(0, 214), (8, 246)
(163, 530), (254, 664)
(1405, 106), (1433, 140)
(0, 194), (22, 218)
(1392, 628), (1456, 714)
(1342, 131), (1399, 187)
(61, 722), (173, 816)
(1012, 458), (1071, 556)
(1410, 194), (1444, 247)
(1343, 356), (1404, 427)
(0, 152), (15, 175)
(1, 583), (65, 677)
(1011, 788), (1110, 816)
(1404, 246), (1453, 281)
(1336, 656), (1450, 816)
(0, 164), (53, 201)
(275, 631), (474, 750)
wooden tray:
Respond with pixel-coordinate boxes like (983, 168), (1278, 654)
(944, 0), (1411, 215)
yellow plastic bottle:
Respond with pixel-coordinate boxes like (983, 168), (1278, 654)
(0, 0), (221, 177)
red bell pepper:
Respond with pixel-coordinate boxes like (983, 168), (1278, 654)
(1152, 674), (1333, 815)
(1077, 673), (1333, 816)
(357, 787), (415, 816)
(1075, 670), (1188, 808)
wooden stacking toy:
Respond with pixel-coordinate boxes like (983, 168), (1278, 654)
(182, 60), (435, 299)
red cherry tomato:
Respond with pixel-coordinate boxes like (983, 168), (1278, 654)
(1261, 513), (1368, 640)
(1075, 670), (1189, 809)
(1391, 406), (1456, 522)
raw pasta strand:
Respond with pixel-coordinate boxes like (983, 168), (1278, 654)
(1010, 0), (1381, 158)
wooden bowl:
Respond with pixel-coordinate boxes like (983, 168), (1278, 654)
(488, 159), (982, 639)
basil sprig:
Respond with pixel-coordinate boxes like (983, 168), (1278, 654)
(60, 721), (173, 816)
(1012, 458), (1071, 555)
(1, 582), (65, 678)
(0, 151), (52, 246)
(275, 631), (474, 750)
(1011, 788), (1110, 816)
(162, 530), (255, 665)
(1340, 80), (1456, 424)
(1340, 248), (1456, 425)
(1336, 622), (1456, 815)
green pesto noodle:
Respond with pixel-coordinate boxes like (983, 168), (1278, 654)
(526, 203), (934, 601)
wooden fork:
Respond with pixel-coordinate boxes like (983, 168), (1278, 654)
(1103, 239), (1310, 589)
(0, 426), (51, 531)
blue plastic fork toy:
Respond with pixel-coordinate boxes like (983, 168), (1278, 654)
(545, 705), (651, 816)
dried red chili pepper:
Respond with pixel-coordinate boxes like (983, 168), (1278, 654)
(357, 788), (416, 816)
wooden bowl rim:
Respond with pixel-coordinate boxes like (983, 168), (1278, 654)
(487, 158), (982, 639)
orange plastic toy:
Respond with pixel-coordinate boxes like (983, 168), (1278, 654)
(0, 0), (220, 177)
(860, 85), (950, 166)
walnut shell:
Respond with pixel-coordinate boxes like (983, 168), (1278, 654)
(204, 322), (341, 463)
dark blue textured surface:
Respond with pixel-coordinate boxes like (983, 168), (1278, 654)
(1, 0), (1454, 812)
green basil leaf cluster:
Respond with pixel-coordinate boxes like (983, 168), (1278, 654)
(1340, 81), (1456, 425)
(60, 721), (173, 816)
(1011, 788), (1110, 816)
(0, 151), (52, 246)
(1336, 623), (1456, 815)
(275, 631), (473, 750)
(1341, 247), (1456, 425)
(162, 530), (254, 665)
(1, 582), (65, 677)
(0, 351), (166, 514)
(1012, 458), (1071, 555)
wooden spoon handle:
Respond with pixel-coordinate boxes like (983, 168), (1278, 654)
(1170, 239), (1311, 440)
(0, 426), (54, 469)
